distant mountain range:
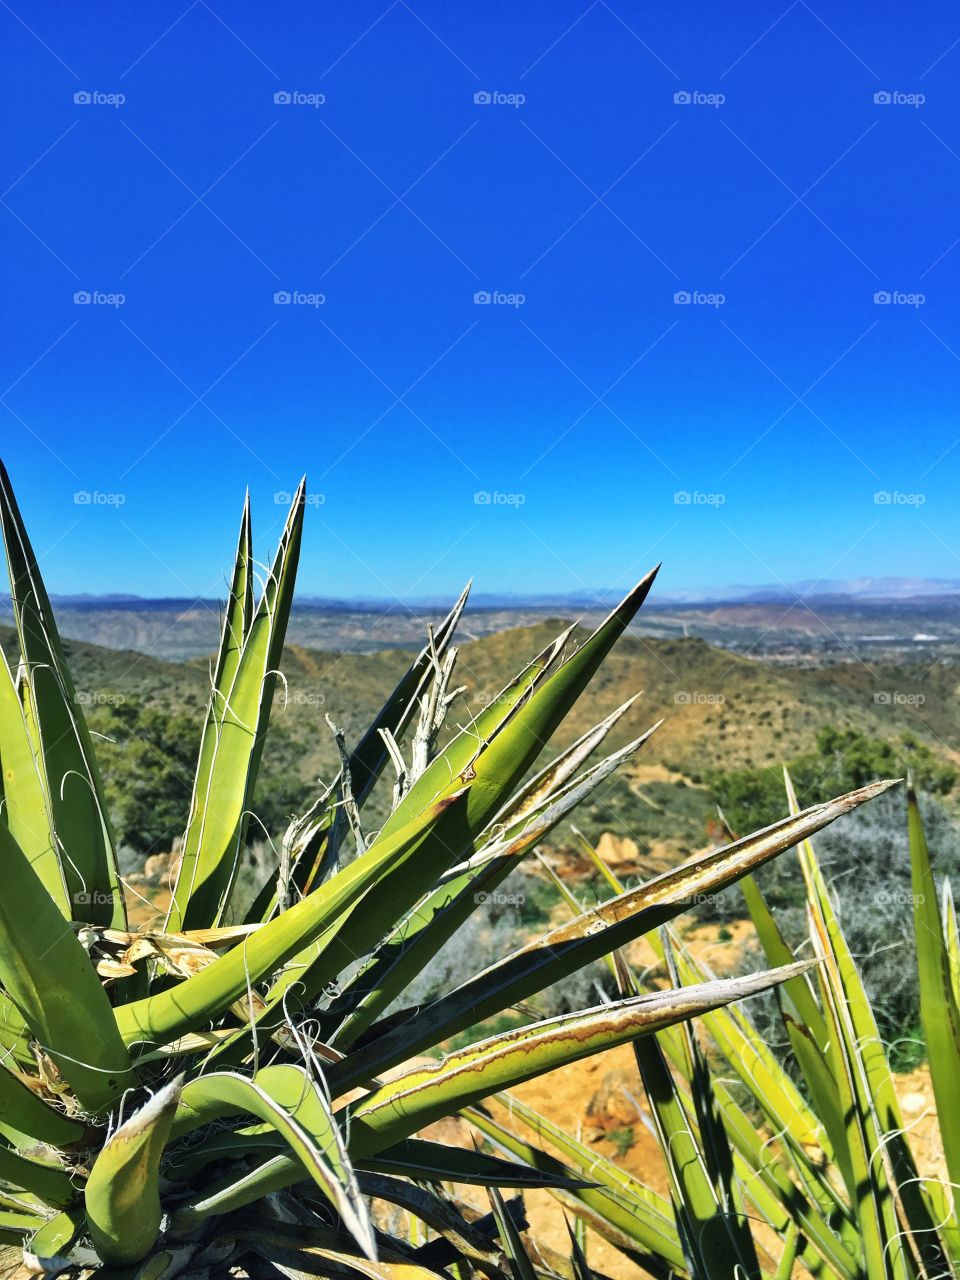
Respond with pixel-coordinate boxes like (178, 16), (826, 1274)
(23, 577), (960, 611)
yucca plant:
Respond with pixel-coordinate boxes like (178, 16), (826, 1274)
(478, 777), (960, 1279)
(0, 459), (895, 1280)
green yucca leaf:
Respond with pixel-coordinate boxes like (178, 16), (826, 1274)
(165, 1152), (308, 1227)
(490, 691), (642, 828)
(775, 1223), (799, 1280)
(557, 849), (858, 1280)
(739, 872), (828, 1047)
(0, 648), (68, 916)
(216, 593), (660, 1066)
(267, 580), (473, 911)
(84, 1078), (181, 1265)
(466, 1099), (686, 1272)
(668, 940), (847, 1223)
(0, 1060), (85, 1148)
(616, 953), (762, 1280)
(170, 1067), (374, 1258)
(0, 1210), (46, 1243)
(633, 1032), (757, 1279)
(356, 1172), (505, 1268)
(0, 460), (124, 928)
(169, 483), (305, 931)
(303, 575), (653, 994)
(454, 573), (657, 833)
(0, 1145), (74, 1209)
(808, 907), (909, 1279)
(783, 1014), (855, 1199)
(276, 582), (657, 1019)
(787, 771), (952, 1272)
(662, 948), (743, 1219)
(570, 824), (627, 897)
(197, 968), (808, 1223)
(25, 1209), (84, 1267)
(0, 821), (134, 1113)
(115, 790), (465, 1048)
(488, 1182), (537, 1280)
(330, 781), (893, 1092)
(345, 966), (809, 1159)
(370, 618), (578, 849)
(325, 716), (658, 1047)
(343, 581), (471, 811)
(214, 489), (255, 693)
(0, 995), (31, 1067)
(169, 1129), (591, 1192)
(908, 782), (960, 1200)
(564, 1216), (591, 1280)
(165, 1129), (285, 1180)
(710, 1078), (859, 1280)
(358, 1139), (590, 1190)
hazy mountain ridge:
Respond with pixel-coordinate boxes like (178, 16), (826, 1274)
(5, 579), (960, 664)
(11, 575), (960, 610)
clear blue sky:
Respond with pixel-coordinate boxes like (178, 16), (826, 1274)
(2, 1), (959, 600)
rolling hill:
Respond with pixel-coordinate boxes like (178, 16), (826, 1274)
(3, 618), (956, 871)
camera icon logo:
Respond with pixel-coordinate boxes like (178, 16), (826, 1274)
(674, 290), (691, 304)
(674, 90), (692, 104)
(274, 290), (291, 304)
(474, 91), (492, 105)
(873, 290), (891, 304)
(473, 290), (492, 304)
(73, 290), (91, 304)
(874, 91), (892, 105)
(274, 91), (292, 104)
(74, 91), (91, 105)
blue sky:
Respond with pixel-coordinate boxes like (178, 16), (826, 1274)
(2, 0), (959, 601)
